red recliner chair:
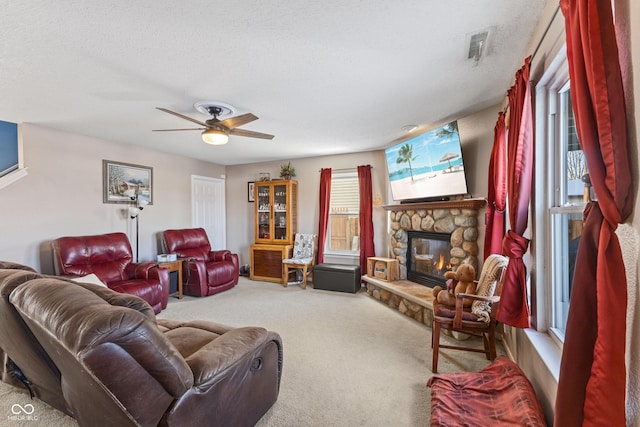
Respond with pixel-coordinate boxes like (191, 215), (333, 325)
(52, 232), (169, 314)
(163, 228), (239, 297)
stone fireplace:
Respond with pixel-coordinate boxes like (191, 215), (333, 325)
(363, 198), (486, 326)
(387, 199), (486, 283)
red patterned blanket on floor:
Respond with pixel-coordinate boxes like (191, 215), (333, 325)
(427, 356), (546, 427)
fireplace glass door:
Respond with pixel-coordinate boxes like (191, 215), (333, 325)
(407, 231), (451, 287)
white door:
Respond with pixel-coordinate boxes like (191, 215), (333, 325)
(191, 175), (226, 250)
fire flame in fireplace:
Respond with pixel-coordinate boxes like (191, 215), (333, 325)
(436, 255), (445, 273)
(434, 254), (453, 275)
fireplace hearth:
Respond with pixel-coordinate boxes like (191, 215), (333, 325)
(406, 231), (450, 288)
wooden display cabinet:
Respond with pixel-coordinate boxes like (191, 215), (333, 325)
(250, 244), (293, 283)
(251, 179), (298, 283)
(254, 179), (298, 245)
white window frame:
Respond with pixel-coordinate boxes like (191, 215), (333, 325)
(324, 171), (360, 258)
(533, 45), (587, 348)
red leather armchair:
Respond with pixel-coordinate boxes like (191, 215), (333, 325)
(163, 228), (239, 297)
(52, 232), (169, 314)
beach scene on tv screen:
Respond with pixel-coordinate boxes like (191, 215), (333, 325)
(385, 122), (468, 201)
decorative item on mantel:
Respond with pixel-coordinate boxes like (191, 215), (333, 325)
(279, 162), (296, 180)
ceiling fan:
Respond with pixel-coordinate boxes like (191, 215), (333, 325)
(154, 103), (274, 145)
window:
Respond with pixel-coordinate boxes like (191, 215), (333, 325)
(326, 171), (360, 254)
(536, 50), (588, 343)
(0, 120), (27, 190)
(550, 88), (587, 340)
(0, 120), (18, 178)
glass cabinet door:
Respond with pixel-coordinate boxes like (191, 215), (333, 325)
(254, 179), (297, 244)
(273, 184), (287, 241)
(257, 183), (272, 239)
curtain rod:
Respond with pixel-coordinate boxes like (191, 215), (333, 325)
(502, 5), (561, 117)
(318, 166), (373, 173)
(531, 5), (561, 63)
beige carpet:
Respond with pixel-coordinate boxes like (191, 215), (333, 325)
(0, 277), (504, 426)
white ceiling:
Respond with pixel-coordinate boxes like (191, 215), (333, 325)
(0, 1), (546, 166)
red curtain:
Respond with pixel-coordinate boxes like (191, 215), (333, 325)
(555, 1), (632, 425)
(317, 168), (332, 264)
(497, 57), (534, 329)
(358, 165), (375, 276)
(484, 111), (508, 259)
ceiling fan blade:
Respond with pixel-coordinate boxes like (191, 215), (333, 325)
(229, 128), (275, 140)
(152, 128), (205, 132)
(156, 107), (209, 127)
(219, 113), (258, 129)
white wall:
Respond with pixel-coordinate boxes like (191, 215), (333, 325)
(0, 124), (224, 273)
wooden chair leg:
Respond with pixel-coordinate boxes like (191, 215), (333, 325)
(282, 265), (289, 287)
(487, 328), (497, 360)
(432, 321), (441, 373)
(301, 266), (308, 289)
(482, 333), (490, 360)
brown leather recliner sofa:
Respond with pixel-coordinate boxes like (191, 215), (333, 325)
(2, 263), (283, 426)
(162, 228), (239, 297)
(0, 263), (71, 415)
(0, 261), (161, 417)
(52, 232), (170, 313)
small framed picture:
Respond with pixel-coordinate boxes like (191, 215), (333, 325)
(248, 181), (255, 202)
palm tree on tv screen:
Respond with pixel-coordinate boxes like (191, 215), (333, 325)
(396, 143), (418, 181)
(435, 121), (458, 139)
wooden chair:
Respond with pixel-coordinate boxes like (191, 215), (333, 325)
(431, 254), (509, 373)
(282, 233), (317, 289)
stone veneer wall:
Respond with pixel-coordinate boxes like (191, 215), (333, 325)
(389, 206), (481, 279)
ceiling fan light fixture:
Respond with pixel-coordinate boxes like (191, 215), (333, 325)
(202, 128), (229, 145)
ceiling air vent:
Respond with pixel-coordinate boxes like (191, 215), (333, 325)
(467, 30), (489, 65)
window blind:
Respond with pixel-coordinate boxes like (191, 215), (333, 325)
(330, 174), (359, 213)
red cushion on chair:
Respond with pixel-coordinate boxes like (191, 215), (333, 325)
(435, 305), (482, 322)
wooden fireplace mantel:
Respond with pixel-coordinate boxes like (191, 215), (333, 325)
(382, 198), (487, 211)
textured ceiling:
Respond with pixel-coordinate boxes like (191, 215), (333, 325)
(0, 1), (546, 165)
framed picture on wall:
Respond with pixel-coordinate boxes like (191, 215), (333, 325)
(103, 160), (153, 204)
(248, 181), (255, 202)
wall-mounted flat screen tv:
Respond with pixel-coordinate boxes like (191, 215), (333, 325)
(384, 121), (469, 202)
